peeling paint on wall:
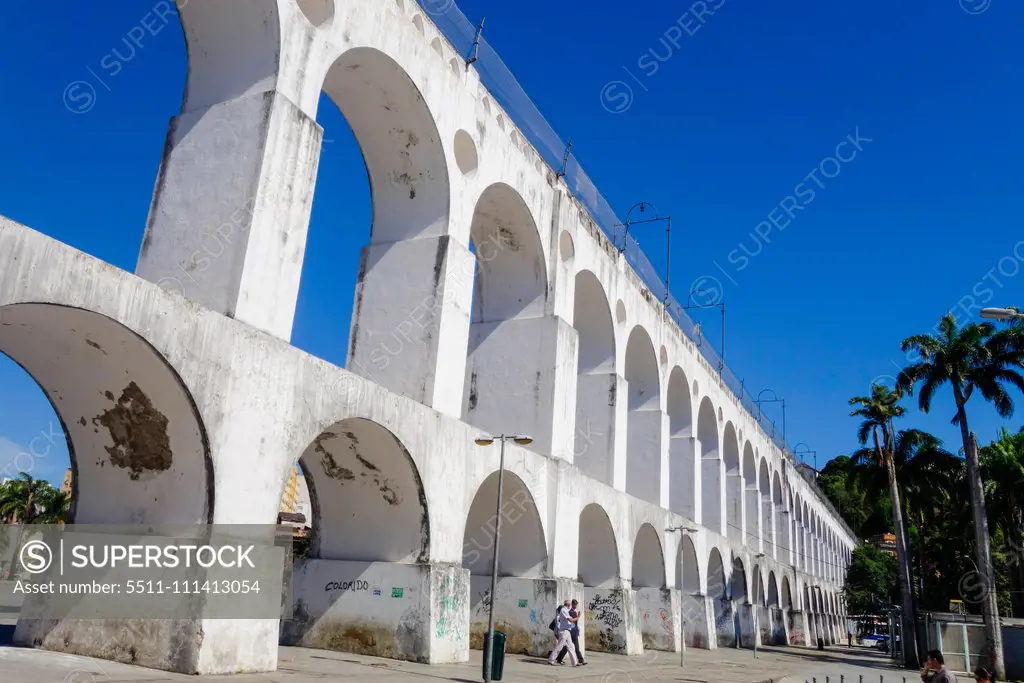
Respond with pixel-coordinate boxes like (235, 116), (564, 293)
(92, 381), (172, 481)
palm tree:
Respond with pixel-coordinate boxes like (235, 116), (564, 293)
(849, 383), (919, 669)
(980, 428), (1024, 616)
(0, 472), (53, 523)
(897, 313), (1024, 679)
(35, 488), (72, 525)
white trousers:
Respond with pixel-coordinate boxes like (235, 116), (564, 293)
(549, 629), (578, 665)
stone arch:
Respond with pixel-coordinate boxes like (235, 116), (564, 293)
(677, 534), (700, 592)
(320, 46), (450, 246)
(772, 470), (786, 562)
(299, 417), (429, 562)
(707, 547), (730, 647)
(631, 523), (666, 588)
(579, 503), (620, 587)
(176, 0), (281, 112)
(742, 443), (758, 548)
(758, 459), (772, 558)
(781, 576), (793, 609)
(573, 270), (617, 485)
(767, 571), (780, 607)
(461, 469), (547, 577)
(467, 182), (547, 323)
(731, 556), (748, 603)
(793, 494), (804, 570)
(0, 303), (212, 526)
(624, 325), (662, 504)
(751, 564), (765, 605)
(308, 43), (456, 410)
(723, 423), (741, 542)
(667, 367), (695, 518)
(697, 398), (721, 534)
(462, 182), (551, 450)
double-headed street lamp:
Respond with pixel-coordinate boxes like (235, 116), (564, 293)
(474, 433), (533, 683)
(981, 306), (1023, 321)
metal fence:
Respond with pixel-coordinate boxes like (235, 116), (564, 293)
(417, 1), (855, 542)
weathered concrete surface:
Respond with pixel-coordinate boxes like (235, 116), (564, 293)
(280, 560), (468, 663)
(635, 587), (678, 652)
(0, 639), (913, 683)
(466, 576), (582, 657)
(583, 584), (643, 655)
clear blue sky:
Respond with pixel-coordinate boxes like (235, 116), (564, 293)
(1, 0), (1022, 488)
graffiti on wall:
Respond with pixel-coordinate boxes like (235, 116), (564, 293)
(435, 576), (466, 643)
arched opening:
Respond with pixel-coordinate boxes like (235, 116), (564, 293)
(731, 556), (748, 603)
(298, 419), (428, 562)
(677, 534), (701, 593)
(631, 523), (665, 588)
(723, 423), (741, 543)
(624, 326), (662, 505)
(297, 46), (455, 411)
(632, 522), (672, 652)
(0, 304), (211, 527)
(0, 304), (214, 669)
(767, 572), (780, 607)
(580, 503), (629, 653)
(462, 183), (550, 453)
(667, 367), (694, 518)
(277, 461), (313, 559)
(772, 472), (786, 563)
(793, 495), (804, 570)
(758, 459), (773, 559)
(781, 576), (793, 610)
(282, 418), (433, 658)
(707, 548), (731, 648)
(579, 503), (619, 587)
(297, 0), (334, 26)
(742, 443), (758, 548)
(463, 470), (547, 652)
(751, 565), (765, 606)
(463, 471), (546, 577)
(573, 270), (617, 485)
(697, 398), (721, 534)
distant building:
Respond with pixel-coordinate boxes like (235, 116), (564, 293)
(61, 468), (73, 495)
(866, 532), (897, 558)
(277, 465), (311, 539)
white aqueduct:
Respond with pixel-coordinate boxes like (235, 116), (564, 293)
(0, 0), (855, 674)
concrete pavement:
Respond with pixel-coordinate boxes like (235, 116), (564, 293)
(0, 626), (915, 683)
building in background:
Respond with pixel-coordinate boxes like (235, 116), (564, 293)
(866, 532), (897, 558)
(61, 468), (72, 495)
(277, 465), (311, 551)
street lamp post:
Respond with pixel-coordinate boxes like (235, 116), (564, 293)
(682, 290), (726, 373)
(666, 524), (698, 669)
(753, 552), (765, 658)
(474, 433), (533, 683)
(793, 442), (817, 473)
(753, 389), (786, 444)
(614, 201), (674, 304)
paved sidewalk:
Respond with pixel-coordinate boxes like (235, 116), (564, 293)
(0, 635), (915, 683)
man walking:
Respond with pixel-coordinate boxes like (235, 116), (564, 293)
(548, 600), (580, 667)
(920, 650), (957, 683)
(556, 599), (586, 666)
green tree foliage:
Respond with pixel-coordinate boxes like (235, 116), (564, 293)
(844, 544), (899, 614)
(822, 426), (1024, 619)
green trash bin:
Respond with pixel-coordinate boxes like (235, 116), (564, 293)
(482, 630), (506, 681)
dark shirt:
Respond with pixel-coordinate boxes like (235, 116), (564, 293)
(568, 608), (580, 633)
